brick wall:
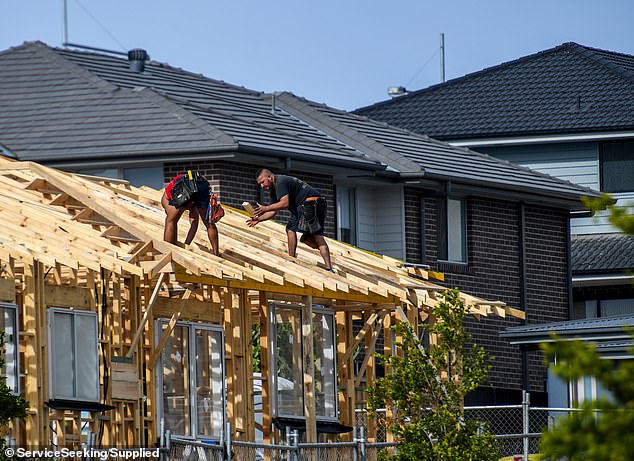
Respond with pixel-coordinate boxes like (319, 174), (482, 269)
(164, 160), (335, 236)
(404, 189), (570, 399)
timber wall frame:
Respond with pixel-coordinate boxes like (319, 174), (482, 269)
(0, 157), (523, 447)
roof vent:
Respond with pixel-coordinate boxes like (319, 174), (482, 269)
(127, 49), (149, 73)
(387, 86), (408, 98)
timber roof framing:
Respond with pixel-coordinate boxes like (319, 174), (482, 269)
(0, 157), (522, 319)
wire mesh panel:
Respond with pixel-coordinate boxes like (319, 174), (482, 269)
(299, 442), (356, 461)
(232, 441), (295, 461)
(366, 442), (398, 461)
(170, 437), (224, 461)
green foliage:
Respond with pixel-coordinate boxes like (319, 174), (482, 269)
(0, 331), (29, 459)
(252, 324), (261, 373)
(368, 288), (498, 461)
(538, 194), (634, 460)
(582, 194), (634, 235)
(540, 337), (634, 461)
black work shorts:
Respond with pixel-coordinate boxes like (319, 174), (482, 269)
(286, 197), (326, 242)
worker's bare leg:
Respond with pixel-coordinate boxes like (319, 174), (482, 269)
(162, 193), (187, 244)
(196, 207), (220, 256)
(286, 229), (298, 257)
(304, 234), (332, 270)
(184, 208), (199, 245)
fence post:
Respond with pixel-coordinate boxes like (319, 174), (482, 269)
(292, 429), (300, 461)
(226, 422), (232, 461)
(164, 430), (171, 461)
(359, 424), (367, 461)
(522, 391), (530, 461)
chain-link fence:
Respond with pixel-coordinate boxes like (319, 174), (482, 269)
(164, 394), (599, 461)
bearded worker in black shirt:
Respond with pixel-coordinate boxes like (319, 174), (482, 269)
(246, 168), (333, 272)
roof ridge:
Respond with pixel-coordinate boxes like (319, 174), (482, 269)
(355, 42), (579, 113)
(564, 42), (634, 83)
(51, 42), (267, 99)
(275, 92), (422, 174)
(164, 91), (374, 161)
(26, 41), (120, 95)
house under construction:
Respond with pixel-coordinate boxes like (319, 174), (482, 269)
(0, 157), (522, 448)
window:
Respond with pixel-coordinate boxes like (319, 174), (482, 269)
(47, 308), (99, 402)
(0, 303), (18, 394)
(270, 303), (338, 421)
(156, 321), (225, 439)
(601, 140), (634, 193)
(336, 186), (357, 245)
(74, 166), (164, 189)
(438, 198), (467, 263)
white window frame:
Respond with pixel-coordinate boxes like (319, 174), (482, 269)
(155, 320), (226, 441)
(0, 302), (19, 394)
(47, 308), (99, 402)
(269, 302), (339, 423)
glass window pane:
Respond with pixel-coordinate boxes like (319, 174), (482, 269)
(447, 198), (466, 262)
(275, 307), (304, 417)
(162, 325), (190, 436)
(313, 311), (337, 419)
(337, 187), (357, 245)
(0, 305), (18, 393)
(123, 166), (164, 189)
(75, 314), (99, 401)
(600, 298), (634, 317)
(195, 328), (224, 438)
(602, 141), (634, 193)
(53, 313), (75, 399)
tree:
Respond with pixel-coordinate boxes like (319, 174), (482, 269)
(540, 338), (634, 461)
(0, 331), (29, 460)
(538, 194), (634, 460)
(368, 288), (498, 461)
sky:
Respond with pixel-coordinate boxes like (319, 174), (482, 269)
(3, 0), (634, 111)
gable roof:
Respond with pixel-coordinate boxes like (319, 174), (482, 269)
(0, 155), (522, 320)
(0, 41), (600, 208)
(355, 42), (634, 140)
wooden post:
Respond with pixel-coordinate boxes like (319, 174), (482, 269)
(302, 295), (317, 443)
(383, 310), (394, 443)
(258, 291), (272, 443)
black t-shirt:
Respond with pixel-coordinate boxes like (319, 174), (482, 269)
(272, 175), (320, 214)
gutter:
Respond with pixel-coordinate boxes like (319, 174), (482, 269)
(572, 273), (634, 287)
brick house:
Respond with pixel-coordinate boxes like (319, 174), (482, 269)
(355, 41), (634, 405)
(0, 41), (600, 405)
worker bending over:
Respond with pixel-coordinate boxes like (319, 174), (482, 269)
(247, 168), (333, 272)
(162, 171), (222, 256)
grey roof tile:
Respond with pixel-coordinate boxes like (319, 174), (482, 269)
(355, 42), (634, 140)
(572, 233), (634, 274)
(0, 41), (601, 206)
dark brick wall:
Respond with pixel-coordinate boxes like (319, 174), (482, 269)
(164, 160), (335, 236)
(404, 189), (570, 399)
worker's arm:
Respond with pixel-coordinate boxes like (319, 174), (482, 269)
(253, 195), (289, 215)
(246, 210), (277, 227)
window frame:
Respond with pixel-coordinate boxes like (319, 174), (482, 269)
(599, 140), (634, 193)
(269, 302), (339, 423)
(0, 302), (19, 394)
(47, 307), (100, 403)
(336, 185), (358, 245)
(154, 320), (226, 441)
(438, 197), (468, 264)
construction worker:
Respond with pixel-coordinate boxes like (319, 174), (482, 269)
(162, 171), (222, 256)
(247, 168), (333, 272)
